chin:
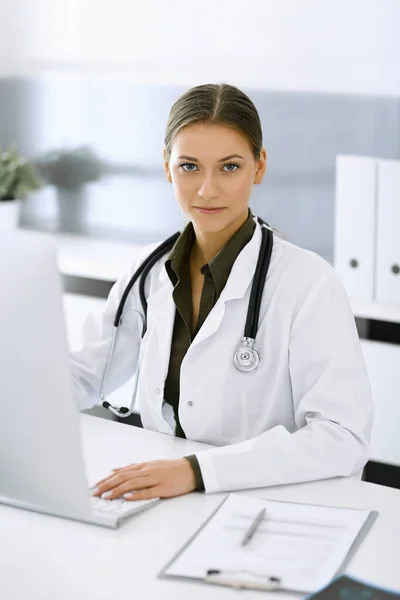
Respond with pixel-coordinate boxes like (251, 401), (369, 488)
(191, 213), (231, 233)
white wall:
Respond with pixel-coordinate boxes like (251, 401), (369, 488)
(1, 0), (399, 97)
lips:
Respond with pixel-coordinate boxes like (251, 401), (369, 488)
(194, 207), (225, 215)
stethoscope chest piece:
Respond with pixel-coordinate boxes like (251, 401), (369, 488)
(101, 218), (272, 416)
(233, 337), (260, 373)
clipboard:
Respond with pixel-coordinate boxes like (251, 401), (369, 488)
(159, 493), (378, 594)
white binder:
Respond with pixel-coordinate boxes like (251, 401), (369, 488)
(376, 159), (400, 303)
(334, 155), (377, 301)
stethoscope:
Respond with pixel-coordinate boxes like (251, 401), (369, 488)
(101, 217), (273, 418)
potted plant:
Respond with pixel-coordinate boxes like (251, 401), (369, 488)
(0, 147), (41, 230)
(36, 146), (103, 233)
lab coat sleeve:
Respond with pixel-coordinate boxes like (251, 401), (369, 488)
(195, 270), (374, 493)
(68, 267), (145, 411)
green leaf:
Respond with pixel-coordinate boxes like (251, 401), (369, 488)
(0, 146), (41, 200)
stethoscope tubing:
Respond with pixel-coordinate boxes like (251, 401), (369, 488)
(114, 231), (180, 328)
(244, 223), (272, 339)
(100, 217), (273, 417)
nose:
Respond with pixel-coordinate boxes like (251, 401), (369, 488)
(197, 173), (219, 201)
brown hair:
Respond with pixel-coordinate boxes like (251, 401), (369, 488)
(164, 83), (263, 161)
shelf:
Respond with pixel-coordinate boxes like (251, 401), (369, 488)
(56, 232), (145, 282)
(351, 300), (400, 325)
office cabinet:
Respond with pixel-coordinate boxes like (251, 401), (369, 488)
(361, 339), (400, 467)
(334, 155), (377, 302)
(376, 159), (400, 303)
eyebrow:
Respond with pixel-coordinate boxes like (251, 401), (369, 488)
(177, 154), (245, 162)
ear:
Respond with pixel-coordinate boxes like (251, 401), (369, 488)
(163, 148), (172, 183)
(254, 148), (267, 185)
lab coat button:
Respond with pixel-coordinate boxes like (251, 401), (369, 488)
(187, 400), (193, 407)
(155, 388), (161, 395)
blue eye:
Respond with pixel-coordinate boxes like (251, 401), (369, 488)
(222, 163), (239, 172)
(180, 163), (198, 172)
(179, 162), (240, 173)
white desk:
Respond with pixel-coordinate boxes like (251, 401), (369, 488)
(2, 415), (400, 600)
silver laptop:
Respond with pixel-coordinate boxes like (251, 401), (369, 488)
(0, 231), (159, 528)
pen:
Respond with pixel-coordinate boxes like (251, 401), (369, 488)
(240, 507), (266, 546)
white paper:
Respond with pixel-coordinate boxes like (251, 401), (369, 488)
(164, 493), (371, 593)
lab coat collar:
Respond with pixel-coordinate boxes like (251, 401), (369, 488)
(146, 277), (175, 386)
(192, 219), (261, 347)
(217, 218), (261, 303)
(156, 219), (262, 351)
(158, 217), (261, 291)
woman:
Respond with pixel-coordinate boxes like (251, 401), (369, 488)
(70, 83), (373, 501)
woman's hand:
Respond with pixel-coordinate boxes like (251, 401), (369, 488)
(91, 458), (196, 501)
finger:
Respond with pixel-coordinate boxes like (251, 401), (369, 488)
(92, 472), (131, 496)
(123, 487), (161, 501)
(93, 464), (148, 492)
(112, 463), (136, 472)
(100, 477), (155, 500)
(112, 462), (146, 473)
(93, 473), (155, 500)
(94, 464), (144, 487)
(94, 472), (120, 487)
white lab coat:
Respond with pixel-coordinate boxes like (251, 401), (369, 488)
(70, 220), (373, 493)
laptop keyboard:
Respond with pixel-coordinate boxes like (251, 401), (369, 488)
(90, 495), (155, 515)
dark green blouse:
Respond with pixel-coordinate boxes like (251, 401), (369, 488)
(163, 211), (256, 490)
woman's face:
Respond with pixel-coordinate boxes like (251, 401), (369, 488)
(164, 122), (266, 234)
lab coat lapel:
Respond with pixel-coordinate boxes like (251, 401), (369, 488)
(149, 269), (176, 383)
(191, 222), (262, 348)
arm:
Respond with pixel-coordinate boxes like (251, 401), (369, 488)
(90, 269), (373, 501)
(69, 260), (147, 411)
(194, 270), (373, 493)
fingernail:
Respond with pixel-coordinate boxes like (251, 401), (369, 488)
(123, 492), (134, 499)
(102, 491), (112, 499)
(90, 487), (99, 495)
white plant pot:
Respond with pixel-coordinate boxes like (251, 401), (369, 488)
(0, 200), (22, 230)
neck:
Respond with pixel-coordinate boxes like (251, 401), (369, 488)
(192, 209), (249, 266)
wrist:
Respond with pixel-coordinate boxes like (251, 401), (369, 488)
(181, 457), (197, 490)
